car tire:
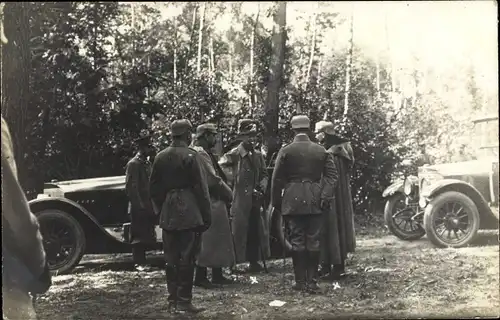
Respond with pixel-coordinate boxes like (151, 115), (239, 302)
(423, 191), (480, 248)
(36, 209), (86, 275)
(384, 193), (425, 241)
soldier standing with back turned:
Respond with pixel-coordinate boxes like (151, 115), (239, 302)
(271, 115), (338, 293)
(149, 120), (212, 314)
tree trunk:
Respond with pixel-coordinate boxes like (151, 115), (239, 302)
(196, 2), (206, 76)
(182, 4), (198, 76)
(304, 5), (318, 92)
(1, 2), (31, 192)
(229, 41), (234, 83)
(264, 1), (286, 157)
(209, 35), (214, 93)
(342, 10), (354, 122)
(249, 4), (260, 111)
(376, 55), (381, 101)
(173, 15), (177, 86)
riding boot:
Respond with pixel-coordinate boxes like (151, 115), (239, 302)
(318, 263), (332, 278)
(212, 268), (234, 285)
(194, 266), (218, 289)
(132, 244), (146, 265)
(306, 251), (321, 294)
(291, 251), (306, 291)
(177, 265), (205, 314)
(331, 260), (346, 280)
(165, 265), (177, 312)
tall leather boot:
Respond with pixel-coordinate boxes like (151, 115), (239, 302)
(165, 265), (177, 312)
(318, 263), (331, 279)
(132, 244), (146, 265)
(331, 259), (346, 280)
(291, 251), (306, 291)
(194, 266), (218, 289)
(177, 265), (205, 314)
(212, 268), (234, 285)
(306, 251), (321, 294)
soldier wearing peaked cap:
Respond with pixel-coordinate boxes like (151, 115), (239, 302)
(190, 123), (236, 288)
(149, 119), (212, 314)
(219, 119), (270, 273)
(271, 115), (338, 293)
(315, 120), (356, 280)
(125, 131), (157, 264)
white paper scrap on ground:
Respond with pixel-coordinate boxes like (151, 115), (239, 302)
(269, 300), (287, 307)
(332, 282), (341, 290)
(249, 276), (258, 284)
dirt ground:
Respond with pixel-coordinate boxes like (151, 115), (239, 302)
(35, 227), (499, 320)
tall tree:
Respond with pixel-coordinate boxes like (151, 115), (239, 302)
(264, 1), (286, 157)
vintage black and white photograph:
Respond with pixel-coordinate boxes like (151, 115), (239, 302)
(1, 1), (498, 319)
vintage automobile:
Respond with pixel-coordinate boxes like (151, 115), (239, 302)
(385, 115), (499, 248)
(382, 159), (426, 241)
(29, 155), (285, 274)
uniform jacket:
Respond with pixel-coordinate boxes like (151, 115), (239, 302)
(219, 143), (270, 263)
(191, 143), (236, 267)
(271, 133), (338, 216)
(125, 153), (156, 244)
(150, 140), (212, 231)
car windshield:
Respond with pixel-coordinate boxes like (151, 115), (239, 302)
(472, 115), (499, 158)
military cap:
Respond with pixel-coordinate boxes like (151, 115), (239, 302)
(134, 131), (152, 146)
(314, 120), (336, 135)
(290, 115), (311, 130)
(196, 123), (217, 138)
(237, 119), (257, 136)
(170, 119), (193, 137)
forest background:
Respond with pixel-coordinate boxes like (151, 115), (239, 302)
(1, 1), (497, 214)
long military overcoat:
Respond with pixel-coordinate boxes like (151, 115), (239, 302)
(192, 144), (236, 268)
(219, 144), (270, 264)
(321, 142), (356, 265)
(125, 153), (156, 245)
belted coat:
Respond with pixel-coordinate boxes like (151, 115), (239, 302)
(191, 143), (236, 268)
(219, 144), (270, 264)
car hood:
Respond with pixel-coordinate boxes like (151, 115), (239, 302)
(420, 157), (497, 178)
(44, 176), (126, 194)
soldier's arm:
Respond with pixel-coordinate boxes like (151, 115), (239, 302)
(270, 148), (286, 210)
(257, 152), (269, 192)
(148, 156), (163, 215)
(320, 152), (338, 201)
(218, 149), (237, 187)
(191, 153), (212, 227)
(198, 150), (232, 202)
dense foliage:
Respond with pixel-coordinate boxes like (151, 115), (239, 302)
(1, 2), (497, 213)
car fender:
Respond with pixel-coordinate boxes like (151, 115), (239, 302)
(29, 197), (129, 245)
(382, 180), (404, 198)
(423, 179), (497, 228)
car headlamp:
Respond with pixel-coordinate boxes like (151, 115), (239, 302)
(403, 179), (414, 196)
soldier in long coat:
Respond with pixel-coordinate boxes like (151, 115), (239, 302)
(191, 123), (236, 288)
(271, 115), (338, 293)
(149, 120), (212, 314)
(315, 121), (356, 280)
(125, 133), (157, 264)
(219, 119), (270, 272)
(2, 116), (52, 320)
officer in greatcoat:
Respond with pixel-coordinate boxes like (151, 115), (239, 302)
(125, 133), (157, 264)
(149, 120), (212, 314)
(315, 120), (356, 280)
(191, 123), (236, 288)
(271, 115), (338, 293)
(219, 119), (270, 273)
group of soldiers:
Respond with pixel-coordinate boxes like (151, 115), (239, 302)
(124, 115), (356, 314)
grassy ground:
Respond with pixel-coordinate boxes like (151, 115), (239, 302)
(35, 226), (499, 320)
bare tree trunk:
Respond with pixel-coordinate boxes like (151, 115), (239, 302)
(264, 1), (286, 157)
(196, 2), (206, 76)
(249, 4), (260, 110)
(376, 55), (381, 100)
(229, 41), (234, 83)
(173, 15), (178, 85)
(1, 2), (31, 192)
(342, 9), (354, 121)
(209, 35), (214, 93)
(182, 4), (198, 76)
(304, 4), (318, 92)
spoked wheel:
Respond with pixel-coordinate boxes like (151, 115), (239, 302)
(37, 209), (86, 274)
(270, 206), (292, 252)
(423, 191), (480, 248)
(384, 193), (425, 240)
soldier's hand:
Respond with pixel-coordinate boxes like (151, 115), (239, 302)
(320, 199), (330, 210)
